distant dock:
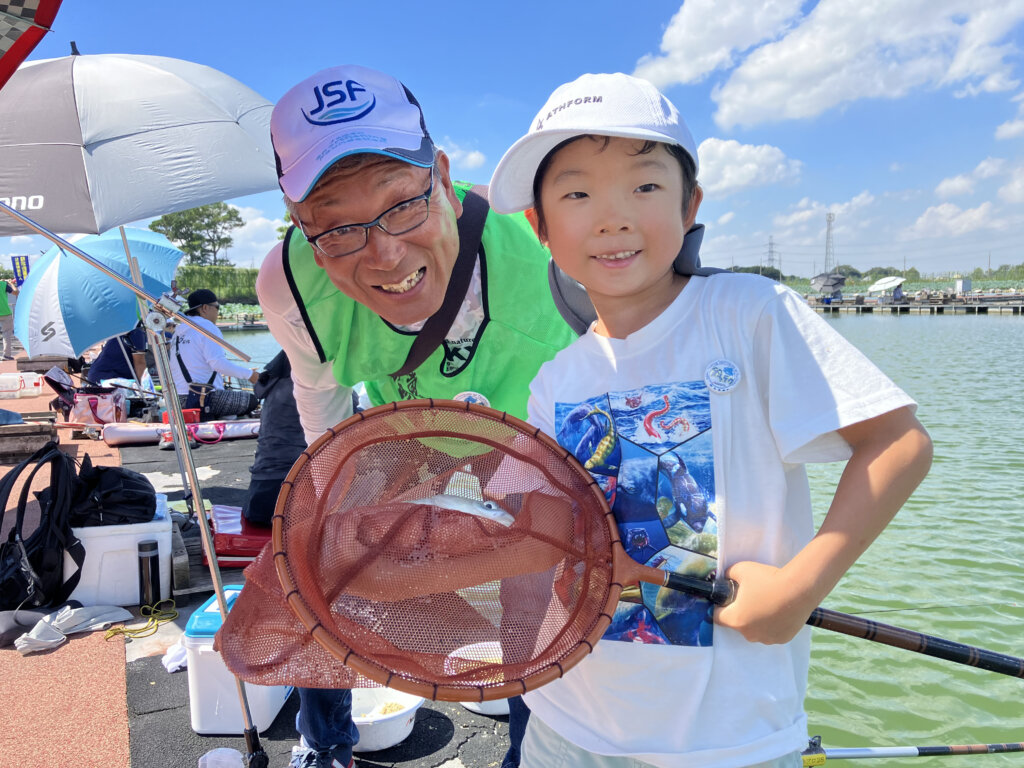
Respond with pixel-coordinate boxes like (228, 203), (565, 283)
(216, 313), (268, 331)
(809, 298), (1023, 315)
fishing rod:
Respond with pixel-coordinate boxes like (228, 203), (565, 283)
(807, 607), (1024, 679)
(802, 735), (1024, 764)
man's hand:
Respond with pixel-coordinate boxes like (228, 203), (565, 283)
(248, 369), (259, 384)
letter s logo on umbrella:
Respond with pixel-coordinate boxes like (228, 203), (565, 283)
(41, 322), (56, 341)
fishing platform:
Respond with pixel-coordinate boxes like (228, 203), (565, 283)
(807, 296), (1024, 315)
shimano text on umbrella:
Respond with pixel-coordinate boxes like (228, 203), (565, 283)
(0, 195), (44, 211)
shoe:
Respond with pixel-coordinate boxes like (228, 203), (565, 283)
(287, 739), (354, 768)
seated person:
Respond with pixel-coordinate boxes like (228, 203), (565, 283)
(86, 324), (147, 385)
(242, 350), (306, 526)
(169, 289), (259, 420)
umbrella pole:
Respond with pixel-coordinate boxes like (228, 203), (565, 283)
(147, 328), (270, 766)
(121, 234), (269, 767)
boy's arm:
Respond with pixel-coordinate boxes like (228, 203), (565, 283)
(715, 404), (932, 645)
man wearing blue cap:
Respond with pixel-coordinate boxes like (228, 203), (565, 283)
(256, 65), (576, 768)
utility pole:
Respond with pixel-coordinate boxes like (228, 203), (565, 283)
(824, 213), (836, 274)
(766, 236), (776, 280)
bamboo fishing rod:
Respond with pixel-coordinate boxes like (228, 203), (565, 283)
(801, 735), (1024, 764)
(806, 607), (1024, 679)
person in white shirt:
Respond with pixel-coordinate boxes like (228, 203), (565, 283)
(169, 289), (259, 420)
(488, 72), (933, 768)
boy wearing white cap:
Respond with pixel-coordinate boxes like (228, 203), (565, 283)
(489, 73), (932, 768)
(255, 64), (576, 768)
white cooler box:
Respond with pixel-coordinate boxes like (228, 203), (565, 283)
(184, 586), (293, 735)
(64, 494), (172, 607)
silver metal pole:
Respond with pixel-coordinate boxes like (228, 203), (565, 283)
(120, 226), (261, 737)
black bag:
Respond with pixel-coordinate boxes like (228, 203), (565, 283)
(0, 442), (85, 611)
(183, 381), (216, 420)
(68, 454), (156, 527)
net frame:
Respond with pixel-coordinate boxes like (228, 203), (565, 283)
(271, 398), (717, 701)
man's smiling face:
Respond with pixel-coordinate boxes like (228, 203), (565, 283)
(294, 152), (463, 326)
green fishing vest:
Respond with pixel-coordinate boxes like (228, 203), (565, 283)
(283, 182), (575, 419)
(0, 286), (10, 317)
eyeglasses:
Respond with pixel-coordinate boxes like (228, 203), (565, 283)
(207, 302), (220, 310)
(304, 169), (435, 259)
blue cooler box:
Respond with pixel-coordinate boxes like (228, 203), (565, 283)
(183, 586), (293, 734)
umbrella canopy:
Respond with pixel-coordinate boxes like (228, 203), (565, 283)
(0, 0), (62, 92)
(0, 52), (277, 236)
(810, 272), (846, 293)
(14, 227), (183, 357)
(867, 275), (906, 293)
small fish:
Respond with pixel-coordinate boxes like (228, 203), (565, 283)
(405, 494), (515, 527)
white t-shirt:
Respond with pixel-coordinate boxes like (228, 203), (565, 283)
(526, 273), (915, 768)
(169, 315), (253, 395)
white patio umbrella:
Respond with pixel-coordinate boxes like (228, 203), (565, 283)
(867, 275), (907, 293)
(0, 52), (280, 765)
(0, 52), (277, 236)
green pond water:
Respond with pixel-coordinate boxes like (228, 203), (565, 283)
(228, 314), (1024, 763)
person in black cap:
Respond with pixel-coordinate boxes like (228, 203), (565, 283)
(167, 289), (259, 420)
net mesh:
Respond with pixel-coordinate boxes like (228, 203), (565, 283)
(218, 400), (617, 700)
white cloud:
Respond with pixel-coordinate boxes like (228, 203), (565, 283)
(697, 138), (801, 197)
(997, 166), (1024, 202)
(717, 211), (735, 226)
(634, 0), (803, 86)
(903, 201), (1005, 238)
(995, 118), (1024, 138)
(224, 205), (281, 268)
(936, 174), (974, 197)
(772, 191), (874, 230)
(636, 0), (1024, 129)
(439, 139), (486, 170)
(935, 156), (1006, 196)
(974, 157), (1006, 177)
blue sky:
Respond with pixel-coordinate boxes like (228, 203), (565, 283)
(5, 0), (1024, 277)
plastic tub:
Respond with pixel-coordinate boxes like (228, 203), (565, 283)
(351, 688), (425, 752)
(0, 372), (22, 399)
(18, 372), (43, 398)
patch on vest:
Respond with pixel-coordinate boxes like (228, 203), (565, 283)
(395, 373), (422, 401)
(441, 338), (476, 376)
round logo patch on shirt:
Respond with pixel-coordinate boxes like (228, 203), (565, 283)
(453, 391), (491, 408)
(704, 359), (741, 394)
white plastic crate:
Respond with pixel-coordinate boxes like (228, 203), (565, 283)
(64, 494), (171, 606)
(184, 586), (293, 735)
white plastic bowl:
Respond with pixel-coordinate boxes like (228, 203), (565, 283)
(351, 688), (426, 752)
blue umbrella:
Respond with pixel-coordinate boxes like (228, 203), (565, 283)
(14, 227), (184, 357)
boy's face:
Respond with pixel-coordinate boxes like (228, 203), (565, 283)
(531, 137), (701, 327)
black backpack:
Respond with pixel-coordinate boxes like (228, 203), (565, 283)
(67, 454), (156, 527)
(0, 442), (85, 611)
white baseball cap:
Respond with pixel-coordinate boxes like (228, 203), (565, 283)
(271, 64), (435, 202)
(488, 72), (698, 214)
